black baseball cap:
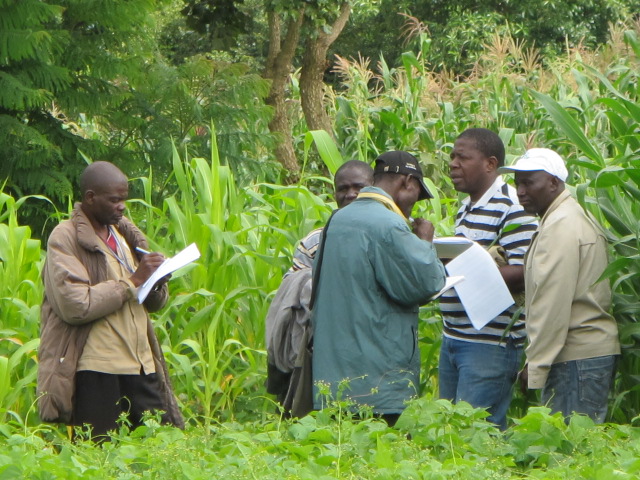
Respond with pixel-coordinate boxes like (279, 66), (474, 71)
(374, 151), (432, 200)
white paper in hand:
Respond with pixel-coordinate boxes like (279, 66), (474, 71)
(430, 275), (465, 300)
(137, 243), (201, 303)
(433, 237), (474, 259)
(444, 242), (514, 330)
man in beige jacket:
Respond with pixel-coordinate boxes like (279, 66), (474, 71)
(38, 162), (183, 440)
(500, 148), (620, 423)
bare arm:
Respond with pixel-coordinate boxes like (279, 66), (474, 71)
(500, 264), (525, 293)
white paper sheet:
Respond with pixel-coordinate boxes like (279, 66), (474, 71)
(444, 242), (514, 330)
(137, 243), (201, 303)
(433, 237), (474, 259)
(431, 275), (465, 300)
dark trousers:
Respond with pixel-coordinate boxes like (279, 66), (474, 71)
(73, 370), (167, 440)
(379, 413), (401, 427)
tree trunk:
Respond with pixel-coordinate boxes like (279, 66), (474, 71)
(263, 9), (305, 176)
(300, 3), (351, 138)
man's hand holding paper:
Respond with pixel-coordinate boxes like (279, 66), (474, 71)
(436, 238), (515, 330)
(137, 243), (201, 303)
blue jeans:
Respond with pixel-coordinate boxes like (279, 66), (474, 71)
(541, 355), (616, 424)
(439, 336), (523, 430)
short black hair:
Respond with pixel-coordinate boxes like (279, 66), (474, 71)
(335, 159), (374, 184)
(457, 128), (505, 167)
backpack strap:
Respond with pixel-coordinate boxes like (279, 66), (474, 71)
(309, 209), (338, 311)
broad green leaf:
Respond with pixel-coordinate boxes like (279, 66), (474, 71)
(530, 89), (604, 165)
(590, 166), (627, 188)
(305, 130), (344, 175)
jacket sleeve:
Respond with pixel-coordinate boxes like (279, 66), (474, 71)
(142, 283), (169, 313)
(120, 217), (169, 313)
(525, 217), (580, 389)
(44, 227), (131, 326)
(373, 221), (446, 306)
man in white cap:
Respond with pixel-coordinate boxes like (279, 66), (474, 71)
(500, 148), (620, 423)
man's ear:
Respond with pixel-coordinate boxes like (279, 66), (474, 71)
(402, 174), (415, 191)
(84, 190), (95, 204)
(486, 156), (499, 172)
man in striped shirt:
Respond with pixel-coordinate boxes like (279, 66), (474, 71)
(439, 128), (538, 430)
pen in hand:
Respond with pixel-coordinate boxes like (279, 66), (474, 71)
(135, 247), (151, 255)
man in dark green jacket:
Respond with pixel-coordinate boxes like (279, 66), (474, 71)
(312, 151), (446, 424)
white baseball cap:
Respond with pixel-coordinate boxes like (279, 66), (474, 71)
(499, 148), (568, 182)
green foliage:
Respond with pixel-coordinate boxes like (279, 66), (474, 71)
(1, 401), (640, 478)
(0, 0), (164, 234)
(126, 135), (331, 424)
(180, 0), (250, 51)
(1, 0), (279, 238)
(0, 193), (43, 421)
(0, 0), (72, 208)
(303, 129), (345, 175)
(102, 53), (278, 189)
(333, 0), (636, 73)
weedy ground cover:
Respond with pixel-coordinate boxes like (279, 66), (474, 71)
(1, 399), (640, 479)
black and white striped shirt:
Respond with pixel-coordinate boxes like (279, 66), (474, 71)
(441, 177), (538, 346)
(287, 227), (322, 275)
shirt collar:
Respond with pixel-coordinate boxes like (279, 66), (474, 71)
(539, 189), (571, 224)
(360, 186), (391, 199)
(461, 176), (505, 211)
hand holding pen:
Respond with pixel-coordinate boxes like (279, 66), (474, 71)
(412, 217), (436, 242)
(130, 247), (165, 287)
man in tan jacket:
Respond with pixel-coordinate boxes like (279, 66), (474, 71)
(38, 162), (183, 439)
(500, 148), (620, 423)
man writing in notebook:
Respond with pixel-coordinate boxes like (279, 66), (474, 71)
(312, 151), (446, 425)
(38, 161), (183, 440)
